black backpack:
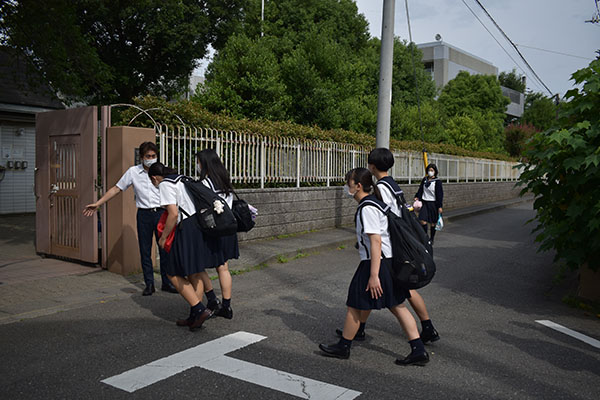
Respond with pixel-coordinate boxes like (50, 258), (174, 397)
(231, 191), (255, 232)
(377, 177), (433, 255)
(358, 198), (436, 290)
(174, 176), (238, 237)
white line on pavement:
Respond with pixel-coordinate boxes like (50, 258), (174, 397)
(102, 331), (362, 399)
(535, 320), (600, 349)
(102, 331), (266, 393)
(202, 355), (361, 400)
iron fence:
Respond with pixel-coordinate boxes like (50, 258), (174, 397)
(156, 124), (521, 187)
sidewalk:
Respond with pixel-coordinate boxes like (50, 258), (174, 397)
(0, 196), (532, 325)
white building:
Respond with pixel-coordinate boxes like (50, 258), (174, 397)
(418, 40), (524, 118)
(0, 49), (64, 214)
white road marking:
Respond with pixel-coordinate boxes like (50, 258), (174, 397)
(102, 331), (362, 399)
(535, 320), (600, 349)
(203, 355), (361, 399)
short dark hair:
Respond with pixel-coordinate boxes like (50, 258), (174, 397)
(139, 142), (158, 158)
(148, 162), (177, 177)
(426, 163), (439, 177)
(368, 148), (394, 172)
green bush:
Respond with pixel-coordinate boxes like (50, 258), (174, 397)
(444, 114), (482, 150)
(504, 123), (539, 157)
(114, 95), (516, 161)
(517, 59), (600, 272)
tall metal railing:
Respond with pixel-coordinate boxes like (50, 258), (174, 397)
(157, 124), (520, 187)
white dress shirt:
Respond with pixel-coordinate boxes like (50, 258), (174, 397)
(116, 164), (161, 209)
(377, 183), (400, 216)
(422, 180), (437, 201)
(158, 177), (196, 223)
(356, 206), (392, 261)
(202, 177), (234, 208)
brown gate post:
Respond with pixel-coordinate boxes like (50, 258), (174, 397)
(105, 126), (156, 275)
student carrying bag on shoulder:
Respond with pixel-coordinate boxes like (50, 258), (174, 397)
(231, 191), (255, 232)
(179, 177), (238, 237)
(358, 198), (436, 290)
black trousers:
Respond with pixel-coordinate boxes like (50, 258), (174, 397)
(136, 208), (169, 287)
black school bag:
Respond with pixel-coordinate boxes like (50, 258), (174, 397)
(359, 197), (436, 290)
(377, 177), (433, 255)
(178, 176), (238, 237)
(231, 191), (255, 232)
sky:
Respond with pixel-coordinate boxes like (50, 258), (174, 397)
(355, 0), (599, 97)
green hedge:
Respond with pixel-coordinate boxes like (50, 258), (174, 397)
(113, 95), (516, 161)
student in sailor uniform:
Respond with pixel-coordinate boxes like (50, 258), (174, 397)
(148, 162), (219, 331)
(83, 142), (177, 296)
(414, 163), (443, 244)
(319, 168), (429, 366)
(360, 148), (440, 344)
(195, 149), (239, 320)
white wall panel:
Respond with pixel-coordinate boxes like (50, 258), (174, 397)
(0, 123), (36, 214)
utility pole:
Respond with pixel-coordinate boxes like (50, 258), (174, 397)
(376, 0), (395, 149)
(261, 0), (265, 37)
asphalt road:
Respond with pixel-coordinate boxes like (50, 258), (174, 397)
(1, 203), (599, 399)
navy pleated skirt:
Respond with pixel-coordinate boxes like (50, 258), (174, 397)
(346, 258), (410, 310)
(217, 233), (239, 266)
(418, 200), (438, 224)
(166, 217), (226, 277)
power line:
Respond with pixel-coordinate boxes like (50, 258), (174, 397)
(515, 44), (595, 61)
(472, 0), (554, 96)
(460, 0), (546, 93)
(586, 0), (600, 23)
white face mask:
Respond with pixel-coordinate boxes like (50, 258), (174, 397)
(343, 184), (355, 197)
(196, 164), (202, 175)
(428, 170), (435, 177)
(143, 158), (157, 168)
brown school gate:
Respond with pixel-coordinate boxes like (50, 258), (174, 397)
(35, 106), (152, 273)
(35, 106), (99, 263)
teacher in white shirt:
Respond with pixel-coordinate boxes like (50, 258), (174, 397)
(83, 142), (177, 296)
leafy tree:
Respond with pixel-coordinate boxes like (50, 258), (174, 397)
(197, 0), (435, 134)
(444, 114), (483, 150)
(0, 0), (246, 104)
(437, 71), (509, 151)
(504, 122), (539, 157)
(498, 68), (526, 93)
(521, 92), (557, 131)
(471, 111), (506, 152)
(391, 101), (444, 143)
(438, 71), (509, 116)
(200, 34), (290, 121)
(517, 59), (600, 271)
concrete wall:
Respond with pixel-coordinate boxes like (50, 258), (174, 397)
(236, 181), (521, 242)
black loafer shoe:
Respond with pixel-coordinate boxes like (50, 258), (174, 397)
(176, 317), (192, 327)
(189, 308), (213, 331)
(161, 284), (178, 293)
(214, 305), (233, 319)
(319, 343), (350, 359)
(420, 328), (440, 344)
(395, 351), (429, 366)
(207, 299), (221, 319)
(142, 284), (155, 296)
(335, 328), (365, 341)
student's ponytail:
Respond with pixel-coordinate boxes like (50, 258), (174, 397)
(345, 167), (382, 201)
